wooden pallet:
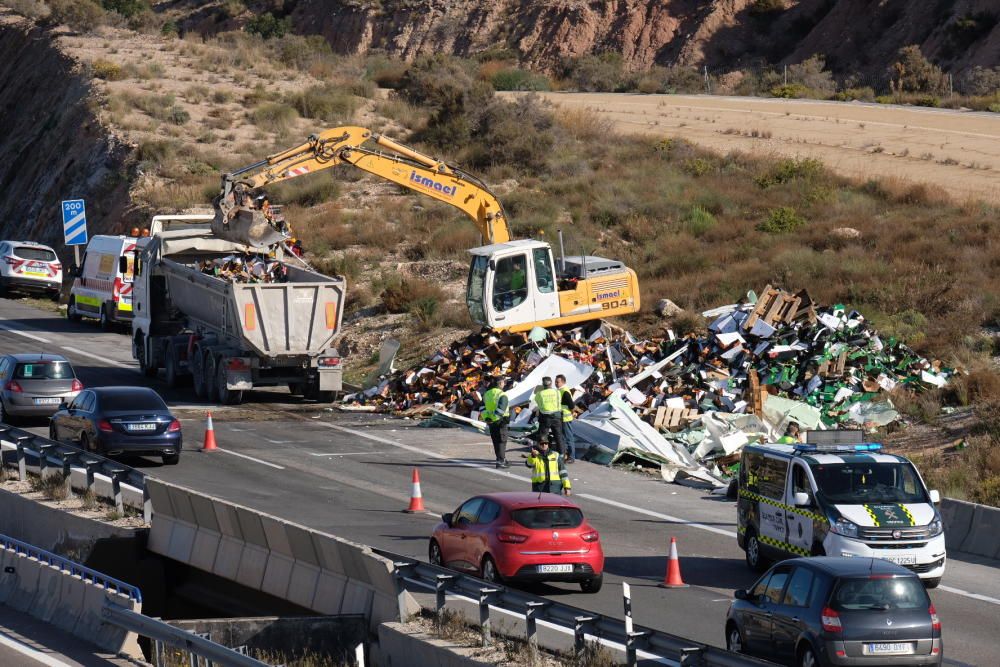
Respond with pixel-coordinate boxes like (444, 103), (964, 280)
(749, 369), (763, 416)
(745, 284), (802, 330)
(653, 406), (700, 429)
(818, 350), (848, 377)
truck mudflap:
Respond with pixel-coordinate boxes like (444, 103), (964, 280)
(318, 368), (343, 391)
(224, 357), (254, 390)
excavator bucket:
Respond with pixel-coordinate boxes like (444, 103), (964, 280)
(210, 204), (286, 248)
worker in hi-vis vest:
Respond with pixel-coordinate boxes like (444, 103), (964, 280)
(777, 422), (802, 444)
(533, 376), (566, 456)
(481, 379), (511, 468)
(526, 440), (571, 495)
(555, 374), (577, 464)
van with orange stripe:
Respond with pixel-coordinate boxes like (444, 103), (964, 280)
(68, 235), (139, 329)
(130, 215), (345, 405)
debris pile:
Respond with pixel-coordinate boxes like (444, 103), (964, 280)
(198, 252), (289, 284)
(347, 285), (952, 481)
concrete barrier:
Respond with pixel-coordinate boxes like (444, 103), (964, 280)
(146, 478), (417, 632)
(0, 545), (142, 657)
(940, 498), (976, 551)
(959, 502), (1000, 560)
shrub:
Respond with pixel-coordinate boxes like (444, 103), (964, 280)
(466, 94), (554, 172)
(46, 0), (106, 31)
(161, 19), (178, 36)
(686, 206), (717, 236)
(381, 277), (446, 314)
(758, 206), (806, 233)
(92, 59), (123, 81)
(250, 102), (298, 133)
(565, 53), (626, 92)
(367, 55), (408, 89)
(769, 83), (810, 98)
(166, 106), (190, 125)
(957, 66), (1000, 96)
(754, 157), (823, 188)
(286, 84), (358, 122)
(101, 0), (148, 19)
(786, 55), (836, 94)
(246, 12), (290, 40)
(489, 67), (550, 91)
(683, 158), (713, 177)
(890, 45), (947, 95)
(398, 55), (493, 150)
(832, 86), (875, 102)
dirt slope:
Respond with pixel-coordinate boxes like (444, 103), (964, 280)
(0, 12), (131, 249)
(515, 92), (1000, 203)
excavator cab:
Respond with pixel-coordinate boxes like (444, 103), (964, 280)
(467, 240), (641, 332)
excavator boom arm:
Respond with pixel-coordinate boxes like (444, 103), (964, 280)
(213, 126), (511, 247)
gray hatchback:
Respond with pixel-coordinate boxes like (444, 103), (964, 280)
(0, 354), (83, 423)
(726, 557), (942, 667)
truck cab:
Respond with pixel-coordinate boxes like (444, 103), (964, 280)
(737, 442), (946, 588)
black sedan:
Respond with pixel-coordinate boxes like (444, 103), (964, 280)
(50, 386), (182, 465)
(726, 557), (942, 667)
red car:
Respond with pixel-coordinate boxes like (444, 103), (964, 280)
(429, 492), (605, 593)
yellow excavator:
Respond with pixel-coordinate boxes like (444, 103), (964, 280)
(212, 126), (640, 332)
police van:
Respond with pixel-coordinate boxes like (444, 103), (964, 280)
(737, 440), (945, 587)
(67, 234), (139, 329)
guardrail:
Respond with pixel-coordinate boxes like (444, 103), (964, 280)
(377, 547), (771, 667)
(0, 423), (149, 520)
(0, 532), (141, 602)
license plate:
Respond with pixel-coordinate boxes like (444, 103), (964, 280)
(33, 397), (61, 405)
(883, 554), (917, 565)
(126, 423), (157, 432)
(537, 564), (573, 574)
(864, 643), (914, 655)
(24, 271), (47, 277)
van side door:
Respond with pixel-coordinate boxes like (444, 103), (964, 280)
(786, 460), (818, 556)
(758, 454), (790, 555)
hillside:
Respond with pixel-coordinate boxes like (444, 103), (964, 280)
(170, 0), (1000, 77)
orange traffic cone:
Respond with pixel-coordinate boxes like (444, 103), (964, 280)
(404, 468), (425, 513)
(201, 412), (218, 452)
(658, 536), (689, 588)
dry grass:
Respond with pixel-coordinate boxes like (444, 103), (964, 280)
(29, 474), (68, 501)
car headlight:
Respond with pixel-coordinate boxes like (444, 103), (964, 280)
(927, 519), (943, 537)
(831, 518), (859, 538)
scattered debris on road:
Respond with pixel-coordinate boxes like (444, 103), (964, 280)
(345, 285), (952, 485)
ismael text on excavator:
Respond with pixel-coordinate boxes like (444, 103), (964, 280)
(212, 126), (640, 332)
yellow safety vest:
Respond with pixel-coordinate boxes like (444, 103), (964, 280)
(559, 387), (574, 422)
(777, 436), (797, 444)
(535, 387), (561, 414)
(527, 452), (571, 490)
(482, 388), (509, 423)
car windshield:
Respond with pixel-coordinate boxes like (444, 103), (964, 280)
(831, 576), (929, 611)
(14, 361), (74, 380)
(14, 247), (56, 261)
(810, 461), (928, 504)
(512, 507), (583, 529)
(99, 392), (167, 411)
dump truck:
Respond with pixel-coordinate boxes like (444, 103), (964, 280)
(129, 214), (345, 404)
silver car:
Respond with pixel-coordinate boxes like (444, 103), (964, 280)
(0, 354), (83, 423)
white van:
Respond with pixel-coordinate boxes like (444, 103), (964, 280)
(67, 235), (139, 329)
(737, 441), (945, 587)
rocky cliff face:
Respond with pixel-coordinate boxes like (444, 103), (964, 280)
(278, 0), (998, 74)
(0, 13), (131, 252)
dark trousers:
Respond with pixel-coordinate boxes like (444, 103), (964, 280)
(562, 420), (576, 459)
(488, 419), (508, 462)
(537, 413), (566, 455)
(531, 481), (563, 494)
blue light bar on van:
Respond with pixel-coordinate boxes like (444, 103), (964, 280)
(793, 443), (882, 453)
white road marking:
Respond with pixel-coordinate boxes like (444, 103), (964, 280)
(577, 494), (738, 538)
(938, 585), (1000, 607)
(309, 451), (391, 457)
(0, 630), (74, 667)
(0, 322), (51, 343)
(213, 448), (285, 470)
(58, 346), (129, 368)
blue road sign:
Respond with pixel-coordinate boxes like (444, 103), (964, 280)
(62, 199), (88, 246)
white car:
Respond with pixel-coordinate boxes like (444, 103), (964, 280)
(0, 240), (62, 300)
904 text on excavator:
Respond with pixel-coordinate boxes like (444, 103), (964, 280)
(211, 126), (641, 332)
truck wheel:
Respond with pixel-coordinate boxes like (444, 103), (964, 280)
(204, 354), (220, 403)
(315, 390), (335, 403)
(67, 298), (82, 322)
(135, 335), (157, 378)
(287, 382), (304, 396)
(191, 351), (207, 399)
(217, 361), (243, 405)
(164, 345), (181, 388)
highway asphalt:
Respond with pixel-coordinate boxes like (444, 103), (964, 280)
(1, 297), (998, 667)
